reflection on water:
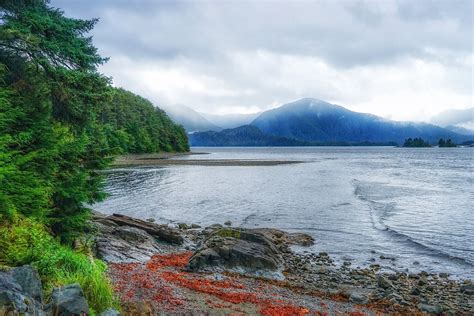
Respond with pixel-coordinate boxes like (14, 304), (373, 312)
(95, 147), (474, 279)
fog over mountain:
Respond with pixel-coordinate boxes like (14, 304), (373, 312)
(160, 104), (221, 132)
(430, 108), (474, 135)
(200, 112), (261, 130)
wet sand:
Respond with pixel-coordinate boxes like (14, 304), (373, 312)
(113, 153), (303, 167)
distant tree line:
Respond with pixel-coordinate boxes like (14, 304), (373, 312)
(438, 138), (456, 147)
(403, 138), (431, 147)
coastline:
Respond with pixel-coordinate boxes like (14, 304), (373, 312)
(112, 153), (303, 167)
(93, 212), (473, 315)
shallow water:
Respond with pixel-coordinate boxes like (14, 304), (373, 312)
(94, 147), (474, 279)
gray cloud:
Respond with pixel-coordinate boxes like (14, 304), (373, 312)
(51, 0), (473, 120)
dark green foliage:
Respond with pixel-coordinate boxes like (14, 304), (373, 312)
(0, 0), (188, 242)
(403, 137), (431, 147)
(438, 138), (456, 147)
(0, 0), (111, 241)
(99, 88), (189, 154)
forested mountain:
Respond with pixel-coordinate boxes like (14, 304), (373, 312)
(100, 89), (189, 153)
(189, 125), (310, 146)
(251, 98), (466, 144)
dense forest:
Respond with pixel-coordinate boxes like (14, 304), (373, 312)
(0, 0), (187, 312)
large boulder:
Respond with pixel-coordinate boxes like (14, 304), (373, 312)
(51, 283), (89, 316)
(0, 267), (45, 315)
(95, 223), (163, 263)
(106, 213), (183, 244)
(92, 212), (186, 263)
(187, 228), (284, 275)
(10, 265), (43, 303)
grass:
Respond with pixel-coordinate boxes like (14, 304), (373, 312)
(0, 216), (118, 313)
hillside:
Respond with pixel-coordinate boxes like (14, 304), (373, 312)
(252, 98), (466, 144)
(189, 125), (310, 146)
(100, 89), (189, 153)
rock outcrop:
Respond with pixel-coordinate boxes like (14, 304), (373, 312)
(93, 212), (183, 263)
(187, 228), (285, 275)
(106, 213), (183, 244)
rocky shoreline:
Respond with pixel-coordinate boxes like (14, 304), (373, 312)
(93, 212), (473, 315)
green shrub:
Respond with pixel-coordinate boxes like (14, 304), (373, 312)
(0, 217), (118, 313)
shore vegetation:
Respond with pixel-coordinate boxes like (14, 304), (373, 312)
(0, 0), (188, 312)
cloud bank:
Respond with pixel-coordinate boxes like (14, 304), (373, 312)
(52, 0), (473, 121)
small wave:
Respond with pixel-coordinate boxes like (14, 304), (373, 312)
(240, 212), (258, 226)
(351, 179), (474, 267)
(383, 226), (474, 267)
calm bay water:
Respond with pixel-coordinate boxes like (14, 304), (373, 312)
(94, 147), (474, 279)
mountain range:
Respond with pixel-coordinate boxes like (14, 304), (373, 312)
(188, 98), (472, 146)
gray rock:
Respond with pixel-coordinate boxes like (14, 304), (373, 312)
(349, 291), (369, 305)
(106, 213), (183, 244)
(377, 275), (393, 289)
(100, 307), (121, 316)
(0, 271), (44, 315)
(460, 283), (474, 295)
(224, 220), (232, 226)
(0, 273), (22, 293)
(10, 265), (43, 303)
(411, 287), (421, 295)
(418, 303), (443, 315)
(188, 228), (284, 273)
(252, 228), (314, 247)
(95, 223), (163, 263)
(51, 283), (89, 316)
(178, 223), (189, 230)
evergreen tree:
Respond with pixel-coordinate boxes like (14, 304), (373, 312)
(0, 0), (188, 241)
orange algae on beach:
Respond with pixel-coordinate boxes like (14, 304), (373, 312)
(146, 251), (193, 270)
(109, 251), (329, 315)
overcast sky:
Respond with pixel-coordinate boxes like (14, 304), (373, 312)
(52, 0), (472, 121)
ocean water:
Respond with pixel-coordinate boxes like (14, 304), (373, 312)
(94, 147), (474, 279)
